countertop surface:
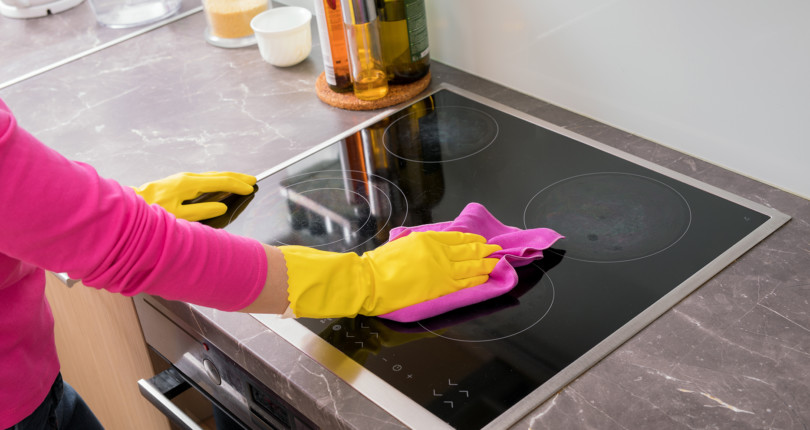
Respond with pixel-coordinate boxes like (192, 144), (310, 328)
(3, 3), (809, 429)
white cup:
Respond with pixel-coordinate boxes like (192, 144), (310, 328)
(250, 6), (313, 67)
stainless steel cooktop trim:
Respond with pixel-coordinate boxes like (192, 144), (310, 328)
(251, 83), (790, 430)
(254, 105), (404, 182)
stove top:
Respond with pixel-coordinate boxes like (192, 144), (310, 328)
(218, 85), (789, 429)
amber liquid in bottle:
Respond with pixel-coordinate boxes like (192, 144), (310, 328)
(344, 20), (389, 100)
(376, 0), (430, 84)
(315, 0), (352, 92)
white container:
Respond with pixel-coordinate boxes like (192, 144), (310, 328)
(88, 0), (180, 28)
(250, 6), (312, 67)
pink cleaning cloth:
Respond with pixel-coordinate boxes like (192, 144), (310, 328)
(379, 202), (563, 323)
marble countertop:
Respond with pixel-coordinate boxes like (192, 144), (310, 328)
(0, 0), (201, 87)
(3, 4), (809, 429)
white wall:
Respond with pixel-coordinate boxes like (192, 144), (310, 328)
(425, 0), (810, 199)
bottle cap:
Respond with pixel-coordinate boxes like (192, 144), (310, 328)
(340, 0), (376, 25)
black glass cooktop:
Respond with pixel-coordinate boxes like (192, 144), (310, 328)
(217, 88), (788, 429)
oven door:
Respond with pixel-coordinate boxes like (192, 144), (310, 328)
(138, 365), (246, 430)
(134, 295), (318, 430)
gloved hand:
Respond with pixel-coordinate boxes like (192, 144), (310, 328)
(280, 231), (502, 318)
(133, 171), (256, 222)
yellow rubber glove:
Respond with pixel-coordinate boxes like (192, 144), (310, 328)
(133, 171), (256, 222)
(280, 231), (502, 318)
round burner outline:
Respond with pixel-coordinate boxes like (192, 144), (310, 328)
(523, 172), (692, 263)
(417, 265), (555, 343)
(382, 105), (500, 163)
(226, 169), (409, 252)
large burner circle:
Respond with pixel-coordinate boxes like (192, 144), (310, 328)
(524, 172), (692, 263)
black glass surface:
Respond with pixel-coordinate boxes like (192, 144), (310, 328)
(215, 90), (771, 430)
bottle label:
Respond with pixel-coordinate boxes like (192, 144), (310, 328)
(404, 0), (429, 62)
(314, 0), (337, 85)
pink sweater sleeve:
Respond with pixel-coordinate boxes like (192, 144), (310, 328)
(0, 99), (266, 311)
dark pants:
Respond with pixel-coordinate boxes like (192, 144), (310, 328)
(8, 373), (104, 430)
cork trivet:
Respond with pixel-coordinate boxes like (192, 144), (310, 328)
(315, 71), (431, 111)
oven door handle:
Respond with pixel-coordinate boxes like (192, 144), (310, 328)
(138, 373), (204, 430)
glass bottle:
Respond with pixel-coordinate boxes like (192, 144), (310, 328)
(314, 0), (353, 93)
(375, 0), (430, 84)
(340, 0), (389, 101)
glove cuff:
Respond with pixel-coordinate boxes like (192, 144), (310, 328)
(280, 246), (372, 318)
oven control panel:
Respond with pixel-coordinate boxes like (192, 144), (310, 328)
(248, 383), (316, 430)
(202, 341), (319, 430)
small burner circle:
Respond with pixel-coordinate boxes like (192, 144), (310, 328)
(524, 172), (692, 263)
(383, 105), (499, 163)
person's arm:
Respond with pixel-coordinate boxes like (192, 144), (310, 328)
(0, 99), (499, 317)
(0, 99), (266, 311)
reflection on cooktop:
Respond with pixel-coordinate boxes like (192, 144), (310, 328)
(276, 169), (405, 250)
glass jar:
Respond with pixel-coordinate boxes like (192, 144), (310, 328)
(202, 0), (269, 48)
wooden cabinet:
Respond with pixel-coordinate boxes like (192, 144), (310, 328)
(44, 272), (171, 430)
